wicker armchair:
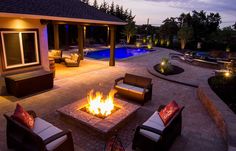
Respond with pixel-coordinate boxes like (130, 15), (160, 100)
(65, 53), (81, 67)
(48, 50), (62, 63)
(4, 111), (74, 151)
(132, 105), (184, 151)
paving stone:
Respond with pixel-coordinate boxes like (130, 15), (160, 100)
(0, 48), (226, 151)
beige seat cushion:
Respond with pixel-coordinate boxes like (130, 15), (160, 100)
(37, 125), (67, 151)
(129, 85), (147, 94)
(140, 112), (165, 142)
(115, 83), (148, 95)
(140, 129), (161, 142)
(115, 83), (135, 91)
(65, 58), (77, 64)
(32, 117), (52, 134)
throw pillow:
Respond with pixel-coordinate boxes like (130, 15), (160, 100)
(159, 101), (179, 125)
(12, 104), (35, 129)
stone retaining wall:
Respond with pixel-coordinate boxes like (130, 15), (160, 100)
(197, 84), (236, 151)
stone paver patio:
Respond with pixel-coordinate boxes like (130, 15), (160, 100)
(0, 47), (226, 151)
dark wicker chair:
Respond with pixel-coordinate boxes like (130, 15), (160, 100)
(4, 111), (74, 151)
(132, 105), (184, 151)
(114, 73), (152, 105)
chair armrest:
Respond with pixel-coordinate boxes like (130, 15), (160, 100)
(115, 77), (124, 85)
(143, 83), (152, 93)
(44, 130), (71, 145)
(27, 110), (37, 118)
(139, 125), (163, 136)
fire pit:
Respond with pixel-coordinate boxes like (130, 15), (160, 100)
(57, 90), (140, 134)
(80, 90), (120, 119)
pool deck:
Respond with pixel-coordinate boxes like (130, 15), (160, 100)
(0, 47), (226, 151)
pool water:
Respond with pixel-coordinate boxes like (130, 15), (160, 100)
(85, 47), (155, 60)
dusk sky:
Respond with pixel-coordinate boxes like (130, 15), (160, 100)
(96, 0), (236, 28)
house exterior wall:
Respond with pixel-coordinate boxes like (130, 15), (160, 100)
(0, 18), (49, 95)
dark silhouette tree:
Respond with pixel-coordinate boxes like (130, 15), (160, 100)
(93, 0), (98, 9)
(233, 22), (236, 30)
(109, 2), (115, 16)
(81, 0), (89, 4)
(99, 1), (109, 13)
(160, 17), (179, 42)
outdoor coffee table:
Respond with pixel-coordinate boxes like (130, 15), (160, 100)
(57, 98), (140, 134)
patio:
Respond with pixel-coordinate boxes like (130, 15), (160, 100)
(54, 59), (109, 80)
(0, 48), (226, 151)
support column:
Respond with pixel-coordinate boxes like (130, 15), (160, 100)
(109, 26), (116, 66)
(78, 25), (84, 60)
(65, 25), (69, 50)
(107, 26), (110, 46)
(53, 24), (59, 49)
(83, 26), (86, 48)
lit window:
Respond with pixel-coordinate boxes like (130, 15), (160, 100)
(1, 30), (40, 69)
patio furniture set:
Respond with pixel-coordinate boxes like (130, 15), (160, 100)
(3, 73), (184, 151)
(48, 49), (81, 67)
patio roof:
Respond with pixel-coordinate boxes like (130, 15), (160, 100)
(0, 0), (126, 25)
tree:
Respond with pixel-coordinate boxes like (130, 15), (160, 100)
(160, 17), (179, 42)
(233, 22), (236, 30)
(206, 12), (221, 34)
(109, 1), (115, 16)
(115, 4), (120, 18)
(178, 13), (192, 28)
(178, 26), (193, 49)
(123, 22), (136, 44)
(81, 0), (89, 4)
(99, 1), (108, 13)
(88, 1), (136, 43)
(191, 10), (221, 41)
(93, 0), (98, 9)
(221, 26), (234, 44)
(121, 9), (136, 44)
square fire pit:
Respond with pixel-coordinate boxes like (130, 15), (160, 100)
(57, 98), (140, 134)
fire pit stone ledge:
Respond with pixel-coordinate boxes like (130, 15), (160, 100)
(57, 98), (140, 134)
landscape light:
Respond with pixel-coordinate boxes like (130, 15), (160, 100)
(224, 71), (231, 77)
(161, 61), (165, 66)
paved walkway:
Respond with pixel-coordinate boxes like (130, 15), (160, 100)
(0, 47), (226, 151)
(146, 48), (215, 87)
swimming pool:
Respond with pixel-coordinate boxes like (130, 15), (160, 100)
(85, 47), (155, 60)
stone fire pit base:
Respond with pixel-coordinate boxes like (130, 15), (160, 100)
(57, 98), (140, 134)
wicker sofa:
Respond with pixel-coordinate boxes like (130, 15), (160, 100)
(132, 105), (184, 151)
(65, 53), (81, 67)
(4, 110), (74, 151)
(114, 73), (152, 105)
(48, 50), (62, 63)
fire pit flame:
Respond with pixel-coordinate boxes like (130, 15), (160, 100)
(86, 89), (117, 117)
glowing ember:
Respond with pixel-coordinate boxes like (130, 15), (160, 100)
(83, 89), (118, 118)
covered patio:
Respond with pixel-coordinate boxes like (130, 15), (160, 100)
(54, 59), (109, 80)
(0, 0), (126, 95)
